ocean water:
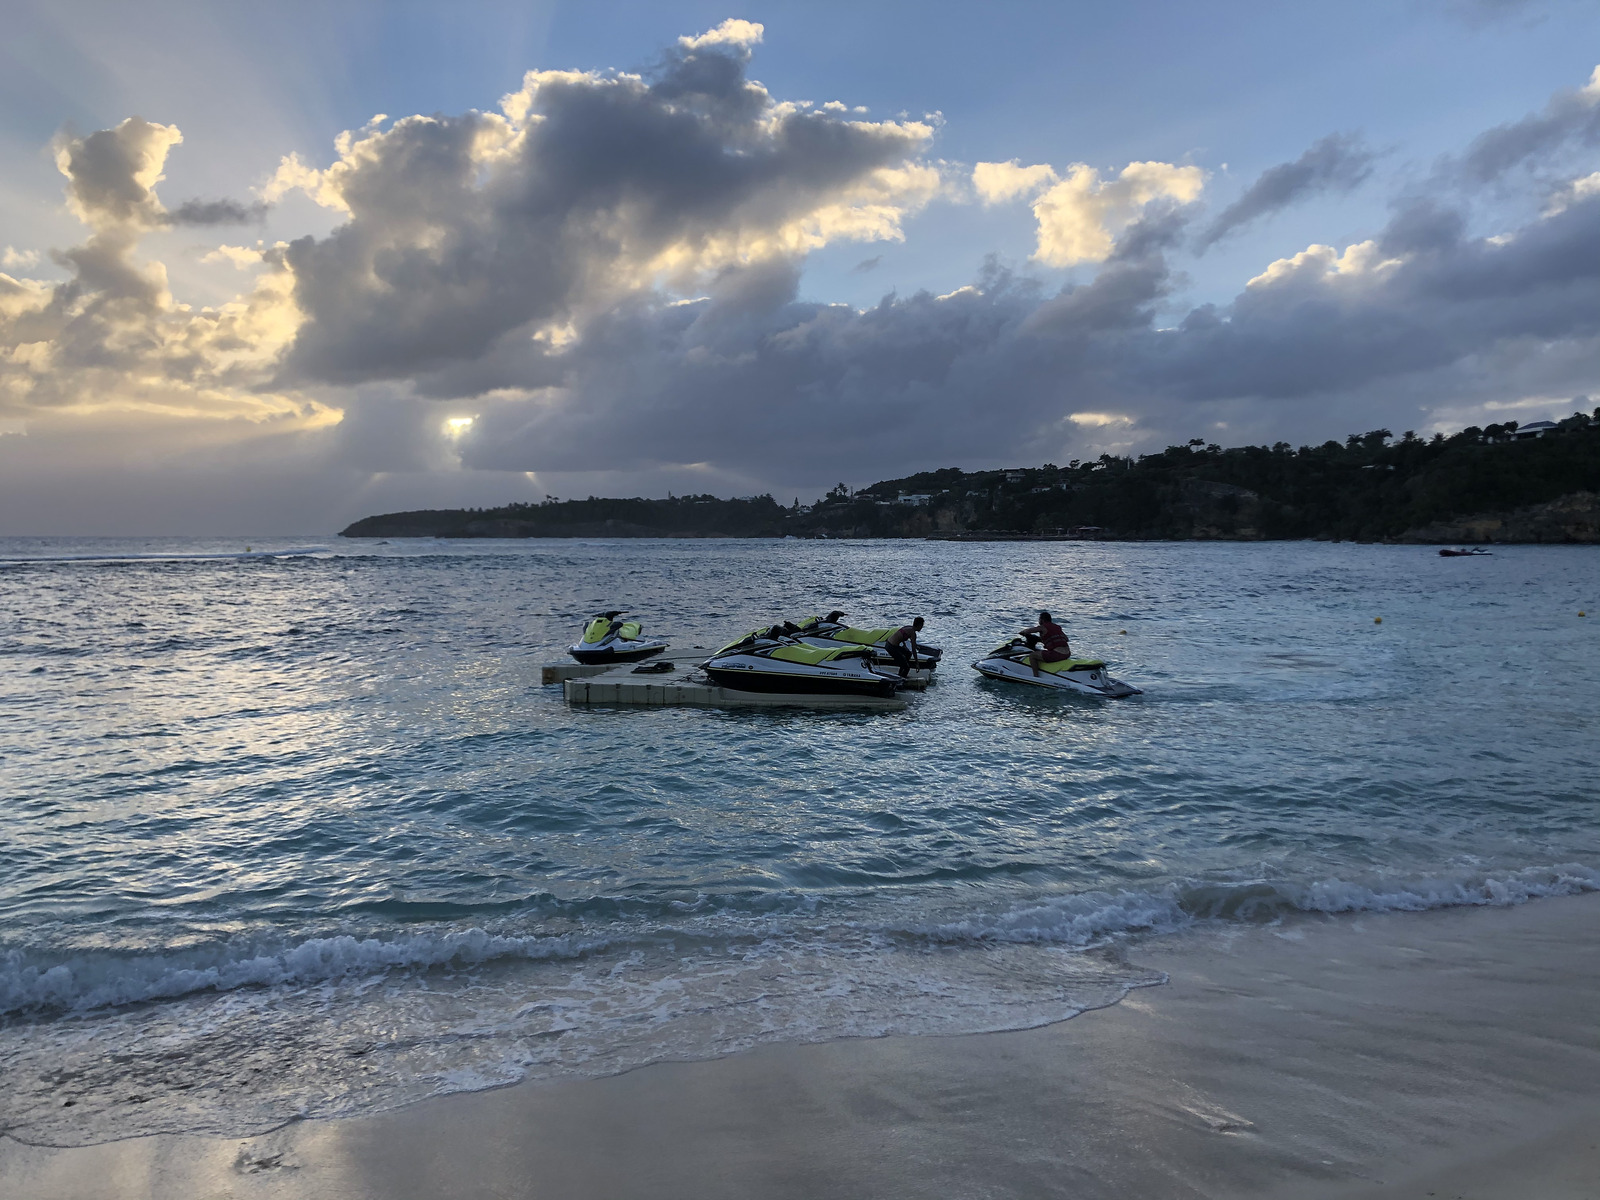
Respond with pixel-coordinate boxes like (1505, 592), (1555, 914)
(1, 537), (1596, 1147)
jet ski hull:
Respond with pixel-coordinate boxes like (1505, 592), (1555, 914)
(702, 627), (902, 698)
(703, 663), (898, 697)
(569, 642), (667, 665)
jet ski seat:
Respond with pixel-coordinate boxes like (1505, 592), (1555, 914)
(1039, 658), (1107, 674)
(828, 626), (895, 644)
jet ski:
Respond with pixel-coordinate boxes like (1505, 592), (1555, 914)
(701, 626), (899, 697)
(972, 633), (1141, 697)
(568, 610), (670, 664)
(788, 611), (942, 671)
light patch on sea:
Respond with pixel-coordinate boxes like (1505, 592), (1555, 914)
(1, 537), (1596, 1145)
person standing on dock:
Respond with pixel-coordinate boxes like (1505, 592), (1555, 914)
(1020, 610), (1072, 676)
(884, 617), (925, 678)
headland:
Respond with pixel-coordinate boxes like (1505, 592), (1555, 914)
(341, 416), (1600, 543)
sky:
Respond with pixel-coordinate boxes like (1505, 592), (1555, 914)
(1, 0), (1598, 534)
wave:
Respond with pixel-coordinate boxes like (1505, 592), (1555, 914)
(0, 927), (613, 1017)
(0, 547), (329, 565)
(921, 862), (1600, 946)
(4, 862), (1596, 1019)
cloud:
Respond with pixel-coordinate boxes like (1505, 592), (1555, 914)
(6, 26), (1600, 534)
(1030, 162), (1205, 266)
(678, 18), (764, 52)
(446, 169), (1600, 488)
(1067, 411), (1134, 427)
(54, 116), (183, 230)
(1455, 63), (1600, 183)
(267, 28), (939, 388)
(202, 243), (270, 268)
(972, 160), (1058, 205)
(1199, 133), (1374, 247)
(1545, 169), (1600, 214)
(165, 197), (270, 226)
(1145, 190), (1600, 408)
(1, 118), (328, 433)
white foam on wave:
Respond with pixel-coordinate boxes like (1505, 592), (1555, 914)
(0, 927), (614, 1017)
(912, 861), (1600, 947)
(7, 863), (1595, 1021)
(4, 861), (1598, 1148)
(1296, 863), (1600, 913)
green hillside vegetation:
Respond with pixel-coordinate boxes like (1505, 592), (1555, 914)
(341, 410), (1600, 542)
(341, 493), (790, 539)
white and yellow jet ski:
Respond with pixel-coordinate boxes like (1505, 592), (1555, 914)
(971, 633), (1141, 697)
(701, 626), (899, 697)
(568, 611), (669, 665)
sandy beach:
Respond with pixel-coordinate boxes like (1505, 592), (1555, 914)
(4, 890), (1598, 1199)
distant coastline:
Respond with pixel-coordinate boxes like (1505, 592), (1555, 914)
(342, 416), (1600, 544)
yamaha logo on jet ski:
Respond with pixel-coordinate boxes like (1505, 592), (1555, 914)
(568, 610), (670, 665)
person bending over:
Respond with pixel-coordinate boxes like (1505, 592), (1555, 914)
(884, 617), (925, 678)
(1020, 610), (1071, 676)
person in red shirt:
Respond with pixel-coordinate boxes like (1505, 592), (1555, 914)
(1019, 610), (1071, 676)
(884, 617), (924, 678)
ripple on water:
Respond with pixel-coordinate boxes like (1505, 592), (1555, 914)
(1, 538), (1597, 1144)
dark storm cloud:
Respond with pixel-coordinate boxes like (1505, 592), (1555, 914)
(450, 181), (1600, 484)
(276, 28), (934, 388)
(455, 219), (1182, 482)
(164, 197), (269, 226)
(1150, 190), (1600, 406)
(1378, 199), (1467, 255)
(1454, 65), (1600, 182)
(1199, 133), (1375, 248)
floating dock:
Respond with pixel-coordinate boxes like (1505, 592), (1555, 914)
(544, 649), (934, 694)
(556, 655), (917, 711)
(542, 648), (712, 685)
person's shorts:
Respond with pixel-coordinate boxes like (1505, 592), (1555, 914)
(1038, 647), (1072, 662)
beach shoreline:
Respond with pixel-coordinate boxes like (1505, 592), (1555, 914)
(5, 890), (1598, 1199)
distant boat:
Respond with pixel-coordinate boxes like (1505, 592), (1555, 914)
(1439, 547), (1490, 556)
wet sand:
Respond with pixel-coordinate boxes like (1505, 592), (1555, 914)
(4, 891), (1598, 1199)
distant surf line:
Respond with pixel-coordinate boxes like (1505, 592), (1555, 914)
(0, 547), (329, 565)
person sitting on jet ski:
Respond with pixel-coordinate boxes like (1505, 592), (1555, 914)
(884, 617), (925, 678)
(1019, 610), (1071, 676)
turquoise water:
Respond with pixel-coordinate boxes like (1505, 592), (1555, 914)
(2, 538), (1597, 1145)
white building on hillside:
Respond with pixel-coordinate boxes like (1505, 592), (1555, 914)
(1515, 420), (1559, 439)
